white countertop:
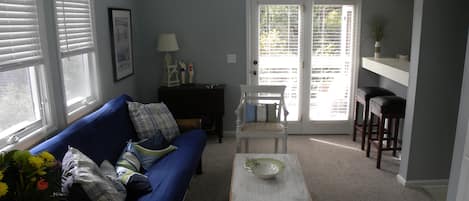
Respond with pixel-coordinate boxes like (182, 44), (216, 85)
(362, 57), (410, 86)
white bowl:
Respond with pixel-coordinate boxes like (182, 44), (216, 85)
(244, 158), (285, 179)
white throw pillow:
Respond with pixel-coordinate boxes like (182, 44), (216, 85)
(61, 147), (126, 201)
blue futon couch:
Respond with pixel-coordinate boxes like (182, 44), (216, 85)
(30, 94), (207, 201)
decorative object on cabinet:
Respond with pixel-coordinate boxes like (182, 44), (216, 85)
(188, 63), (194, 84)
(158, 84), (225, 143)
(178, 60), (187, 84)
(109, 8), (134, 81)
(158, 33), (180, 87)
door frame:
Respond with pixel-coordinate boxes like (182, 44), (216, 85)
(455, 120), (469, 201)
(245, 0), (362, 134)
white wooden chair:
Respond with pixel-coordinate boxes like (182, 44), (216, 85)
(235, 85), (289, 153)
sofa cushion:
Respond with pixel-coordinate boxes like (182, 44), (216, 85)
(246, 103), (279, 122)
(138, 129), (207, 201)
(30, 95), (138, 164)
(127, 102), (180, 141)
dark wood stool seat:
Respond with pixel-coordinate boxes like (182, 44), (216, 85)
(366, 96), (406, 169)
(353, 87), (395, 150)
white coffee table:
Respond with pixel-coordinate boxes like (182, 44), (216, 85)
(230, 153), (312, 201)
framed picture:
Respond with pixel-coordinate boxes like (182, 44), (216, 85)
(109, 8), (134, 81)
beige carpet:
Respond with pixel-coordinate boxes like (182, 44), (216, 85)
(185, 135), (434, 201)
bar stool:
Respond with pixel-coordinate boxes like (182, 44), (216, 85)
(366, 96), (406, 169)
(353, 87), (395, 150)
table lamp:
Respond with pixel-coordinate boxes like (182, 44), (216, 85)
(157, 33), (179, 65)
(158, 33), (180, 87)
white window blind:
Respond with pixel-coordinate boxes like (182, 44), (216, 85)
(258, 5), (301, 121)
(56, 0), (94, 56)
(0, 0), (42, 71)
(310, 4), (354, 120)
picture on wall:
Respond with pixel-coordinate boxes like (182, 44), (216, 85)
(109, 8), (134, 81)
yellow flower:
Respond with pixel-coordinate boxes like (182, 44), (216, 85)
(39, 152), (56, 167)
(39, 152), (55, 162)
(0, 182), (7, 197)
(28, 156), (45, 169)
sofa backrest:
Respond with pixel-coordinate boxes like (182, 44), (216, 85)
(30, 94), (138, 164)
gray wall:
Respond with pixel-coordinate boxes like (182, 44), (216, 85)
(447, 30), (469, 201)
(399, 0), (468, 181)
(134, 0), (246, 131)
(358, 0), (413, 98)
(134, 0), (413, 131)
(94, 0), (138, 102)
(380, 77), (407, 97)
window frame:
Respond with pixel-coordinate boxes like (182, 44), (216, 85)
(0, 0), (57, 150)
(52, 0), (101, 123)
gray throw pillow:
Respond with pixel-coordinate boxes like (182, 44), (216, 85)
(61, 147), (125, 201)
(100, 160), (126, 197)
(127, 101), (180, 141)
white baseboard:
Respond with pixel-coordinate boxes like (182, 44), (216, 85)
(223, 130), (351, 136)
(396, 174), (449, 187)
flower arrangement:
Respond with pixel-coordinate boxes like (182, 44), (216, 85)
(370, 17), (387, 42)
(0, 150), (61, 201)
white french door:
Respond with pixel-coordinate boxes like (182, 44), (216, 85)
(248, 0), (360, 134)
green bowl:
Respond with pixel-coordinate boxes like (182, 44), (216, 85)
(244, 158), (285, 179)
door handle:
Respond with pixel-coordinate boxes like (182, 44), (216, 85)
(252, 70), (257, 76)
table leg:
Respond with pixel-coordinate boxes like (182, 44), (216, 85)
(217, 115), (223, 143)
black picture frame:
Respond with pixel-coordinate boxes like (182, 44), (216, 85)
(109, 8), (134, 81)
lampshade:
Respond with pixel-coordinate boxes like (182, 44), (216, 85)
(157, 33), (179, 52)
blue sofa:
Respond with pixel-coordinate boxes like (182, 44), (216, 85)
(30, 94), (207, 201)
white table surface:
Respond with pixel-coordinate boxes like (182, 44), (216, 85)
(362, 57), (410, 86)
(230, 153), (312, 201)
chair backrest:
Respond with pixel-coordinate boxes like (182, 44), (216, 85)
(239, 85), (287, 122)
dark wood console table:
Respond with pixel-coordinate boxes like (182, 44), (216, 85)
(158, 84), (225, 143)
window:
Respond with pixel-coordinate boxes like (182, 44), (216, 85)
(56, 0), (98, 116)
(309, 5), (354, 120)
(0, 0), (101, 149)
(0, 0), (50, 147)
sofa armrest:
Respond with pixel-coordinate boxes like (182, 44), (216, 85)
(176, 118), (202, 132)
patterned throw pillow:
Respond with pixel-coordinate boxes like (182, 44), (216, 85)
(127, 101), (180, 141)
(116, 149), (152, 199)
(126, 135), (178, 171)
(61, 147), (125, 201)
(245, 103), (279, 122)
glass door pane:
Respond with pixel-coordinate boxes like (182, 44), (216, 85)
(310, 4), (354, 121)
(257, 4), (302, 121)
